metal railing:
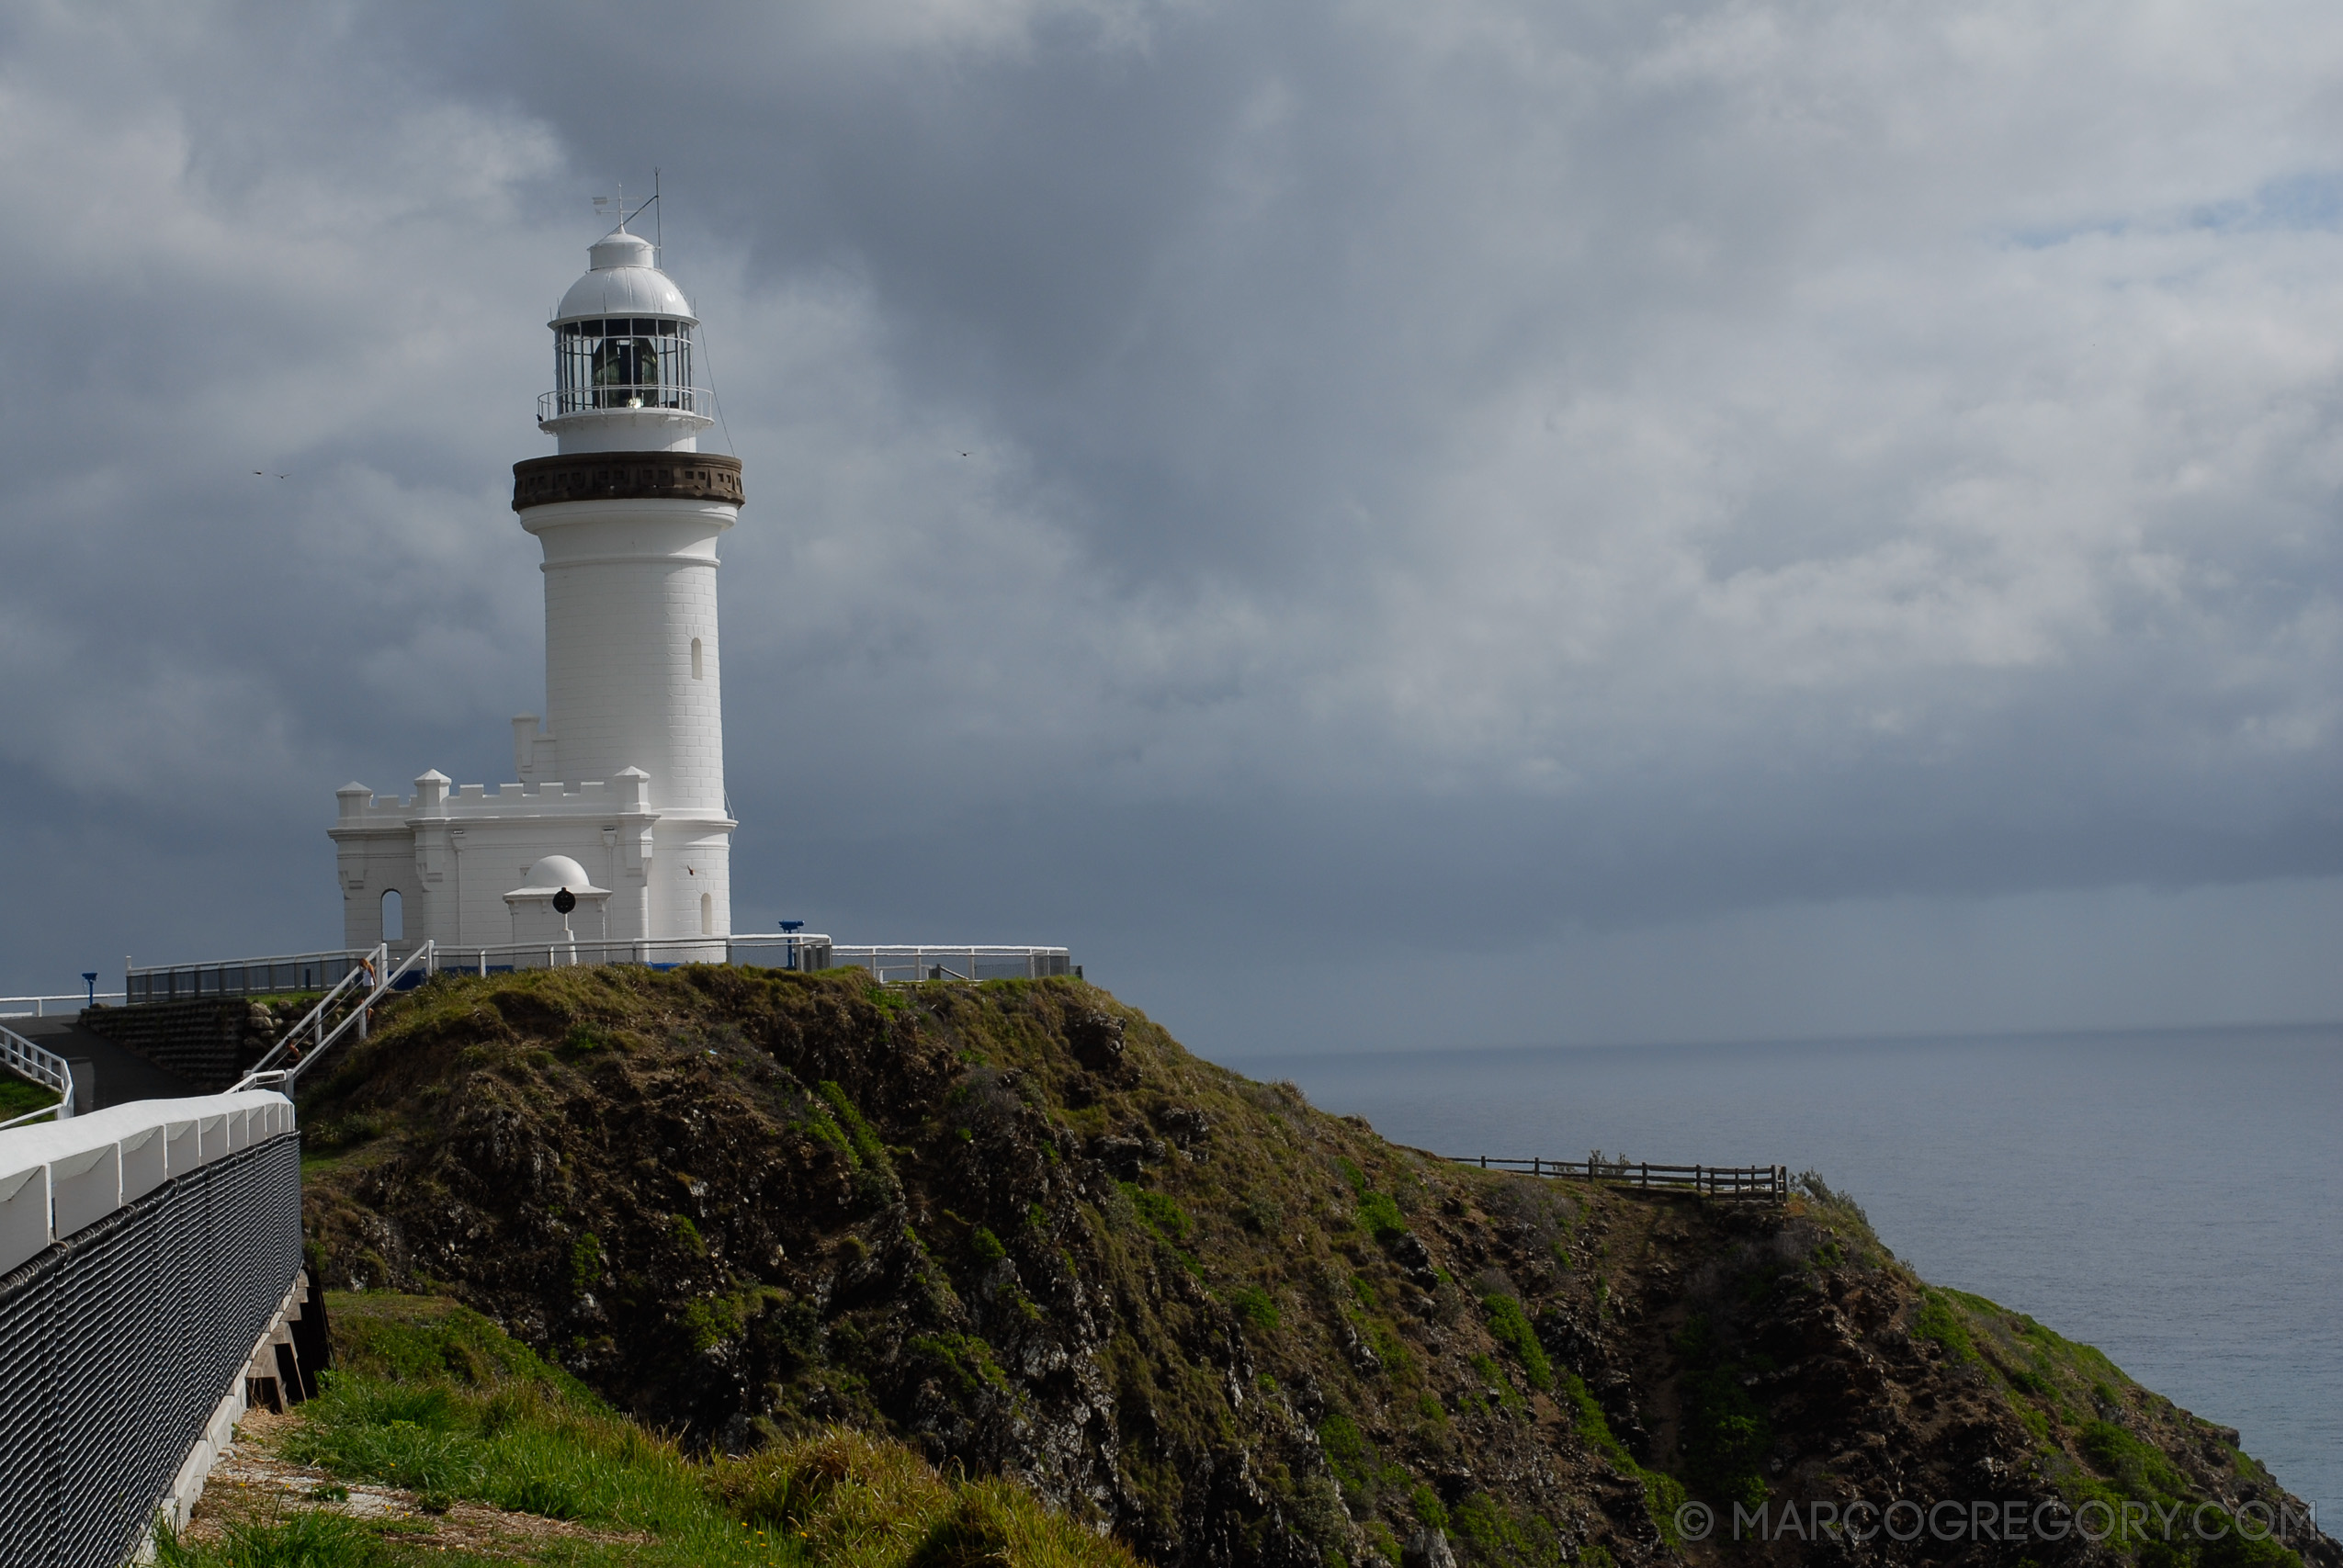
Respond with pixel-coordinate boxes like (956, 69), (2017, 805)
(0, 1028), (72, 1130)
(835, 946), (1074, 984)
(129, 936), (831, 1001)
(361, 936), (1070, 984)
(422, 932), (832, 976)
(198, 935), (1066, 1095)
(232, 942), (438, 1094)
(538, 383), (713, 420)
(1454, 1155), (1787, 1203)
(127, 935), (1076, 1010)
(126, 949), (373, 1005)
(0, 993), (124, 1021)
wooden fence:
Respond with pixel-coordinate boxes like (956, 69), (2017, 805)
(1449, 1155), (1787, 1203)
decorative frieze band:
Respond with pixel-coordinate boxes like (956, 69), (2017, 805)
(512, 452), (744, 512)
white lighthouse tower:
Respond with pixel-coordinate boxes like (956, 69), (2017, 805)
(330, 223), (743, 954)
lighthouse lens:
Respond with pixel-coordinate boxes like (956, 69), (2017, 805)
(556, 318), (695, 415)
(590, 335), (660, 407)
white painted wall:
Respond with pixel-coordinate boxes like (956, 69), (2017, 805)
(0, 1090), (295, 1273)
(521, 498), (733, 818)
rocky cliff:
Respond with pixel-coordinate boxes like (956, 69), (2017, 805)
(299, 967), (2332, 1568)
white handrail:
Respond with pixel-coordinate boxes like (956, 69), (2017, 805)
(230, 941), (436, 1095)
(832, 945), (1073, 984)
(0, 1024), (74, 1128)
(116, 934), (1072, 1022)
(289, 942), (434, 1089)
(538, 383), (714, 420)
(0, 991), (126, 1021)
(230, 942), (385, 1090)
(426, 933), (824, 967)
(423, 937), (1069, 982)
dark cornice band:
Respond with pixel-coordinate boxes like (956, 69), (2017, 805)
(512, 452), (744, 513)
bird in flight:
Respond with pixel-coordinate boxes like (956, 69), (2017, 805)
(252, 470), (287, 479)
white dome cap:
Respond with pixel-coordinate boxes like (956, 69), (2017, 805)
(525, 855), (592, 890)
(552, 228), (695, 324)
(506, 855), (610, 898)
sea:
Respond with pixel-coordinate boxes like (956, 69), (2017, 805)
(1226, 1024), (2340, 1525)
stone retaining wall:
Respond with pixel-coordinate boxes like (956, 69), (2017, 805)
(75, 999), (291, 1094)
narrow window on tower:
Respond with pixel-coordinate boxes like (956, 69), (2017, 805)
(700, 891), (713, 935)
(381, 888), (403, 942)
(690, 637), (704, 680)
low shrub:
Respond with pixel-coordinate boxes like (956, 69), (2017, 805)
(216, 1294), (1134, 1568)
(1480, 1293), (1553, 1390)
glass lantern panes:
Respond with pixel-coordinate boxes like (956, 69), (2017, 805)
(553, 318), (696, 413)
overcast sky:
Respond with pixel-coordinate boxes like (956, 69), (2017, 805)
(2, 0), (2339, 1054)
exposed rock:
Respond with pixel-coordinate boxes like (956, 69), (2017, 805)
(298, 970), (2339, 1568)
(1402, 1526), (1456, 1568)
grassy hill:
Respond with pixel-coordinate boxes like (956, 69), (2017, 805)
(0, 1066), (60, 1121)
(166, 1290), (1137, 1566)
(290, 967), (2333, 1568)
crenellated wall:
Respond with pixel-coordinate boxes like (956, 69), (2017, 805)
(328, 768), (701, 953)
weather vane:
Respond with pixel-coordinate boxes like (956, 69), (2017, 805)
(591, 171), (662, 248)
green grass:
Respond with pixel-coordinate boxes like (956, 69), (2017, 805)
(281, 1305), (772, 1562)
(1479, 1293), (1553, 1391)
(1561, 1372), (1686, 1544)
(714, 1426), (1139, 1568)
(1901, 1288), (2308, 1568)
(157, 1507), (430, 1567)
(1669, 1314), (1772, 1511)
(1912, 1289), (1978, 1364)
(1229, 1285), (1281, 1332)
(0, 1070), (60, 1122)
(290, 966), (2292, 1568)
(1451, 1491), (1571, 1568)
(1119, 1182), (1193, 1247)
(154, 1292), (1136, 1568)
(1356, 1190), (1407, 1243)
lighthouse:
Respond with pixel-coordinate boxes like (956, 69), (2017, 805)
(329, 223), (743, 954)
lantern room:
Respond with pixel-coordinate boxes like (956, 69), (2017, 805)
(538, 227), (714, 454)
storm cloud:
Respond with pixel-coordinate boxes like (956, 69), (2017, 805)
(2, 0), (2339, 1051)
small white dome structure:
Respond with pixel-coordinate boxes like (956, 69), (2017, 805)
(512, 856), (599, 897)
(504, 856), (612, 947)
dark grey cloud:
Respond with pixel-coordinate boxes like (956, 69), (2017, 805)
(3, 0), (2340, 1049)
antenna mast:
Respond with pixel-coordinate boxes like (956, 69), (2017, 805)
(594, 174), (662, 252)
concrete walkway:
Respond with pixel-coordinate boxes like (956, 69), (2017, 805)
(9, 1016), (199, 1109)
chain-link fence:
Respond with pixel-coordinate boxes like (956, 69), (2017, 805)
(0, 1131), (300, 1566)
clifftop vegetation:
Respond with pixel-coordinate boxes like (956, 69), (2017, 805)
(169, 1290), (1138, 1567)
(292, 967), (2333, 1568)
